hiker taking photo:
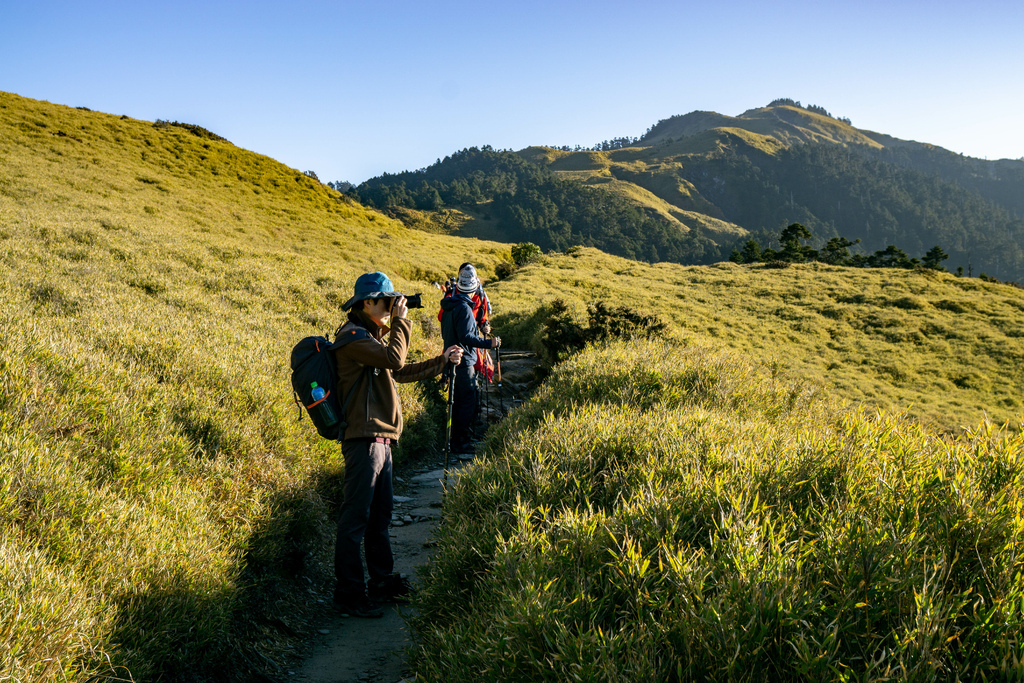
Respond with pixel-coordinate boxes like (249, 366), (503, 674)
(440, 265), (501, 456)
(333, 271), (463, 618)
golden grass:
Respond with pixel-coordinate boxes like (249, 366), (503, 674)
(512, 146), (746, 244)
(546, 150), (612, 172)
(643, 105), (883, 150)
(513, 104), (889, 236)
(582, 178), (692, 234)
(0, 91), (509, 680)
(414, 340), (1024, 681)
(673, 208), (748, 238)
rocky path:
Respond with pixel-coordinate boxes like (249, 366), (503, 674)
(290, 351), (540, 683)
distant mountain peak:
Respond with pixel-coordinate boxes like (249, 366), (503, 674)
(641, 101), (873, 150)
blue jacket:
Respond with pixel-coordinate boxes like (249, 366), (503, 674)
(440, 292), (493, 367)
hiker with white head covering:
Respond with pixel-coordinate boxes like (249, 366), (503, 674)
(437, 262), (492, 334)
(459, 262), (492, 333)
(439, 265), (501, 455)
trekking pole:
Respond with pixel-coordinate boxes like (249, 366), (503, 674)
(443, 361), (456, 487)
(482, 333), (491, 420)
(496, 345), (504, 418)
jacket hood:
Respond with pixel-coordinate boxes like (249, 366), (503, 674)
(440, 292), (472, 312)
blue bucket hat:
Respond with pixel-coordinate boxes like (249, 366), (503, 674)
(341, 271), (397, 311)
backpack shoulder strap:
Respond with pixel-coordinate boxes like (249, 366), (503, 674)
(330, 324), (374, 350)
(329, 324), (375, 438)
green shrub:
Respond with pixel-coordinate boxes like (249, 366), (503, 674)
(154, 119), (227, 142)
(494, 261), (516, 280)
(537, 299), (666, 365)
(512, 242), (542, 267)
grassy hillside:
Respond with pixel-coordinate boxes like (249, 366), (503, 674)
(414, 340), (1023, 681)
(517, 143), (747, 241)
(492, 247), (1024, 433)
(2, 91), (1023, 681)
(641, 105), (884, 148)
(0, 91), (508, 681)
(351, 146), (721, 264)
(643, 102), (1024, 216)
(524, 129), (1024, 280)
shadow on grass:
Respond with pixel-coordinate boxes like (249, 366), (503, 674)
(103, 478), (339, 682)
(103, 395), (448, 681)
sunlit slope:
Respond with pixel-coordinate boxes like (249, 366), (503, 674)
(0, 91), (507, 681)
(0, 92), (507, 284)
(517, 143), (747, 242)
(640, 105), (884, 147)
(488, 247), (1024, 432)
(2, 89), (1022, 680)
(414, 340), (1024, 681)
(517, 107), (856, 244)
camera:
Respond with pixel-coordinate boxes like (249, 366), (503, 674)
(386, 292), (423, 310)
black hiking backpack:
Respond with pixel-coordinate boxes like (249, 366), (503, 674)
(290, 328), (371, 440)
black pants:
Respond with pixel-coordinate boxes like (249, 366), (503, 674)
(334, 439), (393, 602)
(451, 363), (477, 449)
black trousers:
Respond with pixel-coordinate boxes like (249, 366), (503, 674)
(451, 363), (477, 448)
(334, 439), (394, 602)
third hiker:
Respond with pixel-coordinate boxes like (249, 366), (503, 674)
(440, 265), (501, 456)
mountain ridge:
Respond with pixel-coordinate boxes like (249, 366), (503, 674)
(353, 99), (1024, 279)
(640, 104), (885, 149)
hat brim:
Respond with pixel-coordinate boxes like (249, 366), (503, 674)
(340, 291), (399, 311)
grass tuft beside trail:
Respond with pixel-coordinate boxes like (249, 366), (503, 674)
(412, 340), (1024, 681)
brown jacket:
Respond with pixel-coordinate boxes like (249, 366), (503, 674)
(333, 314), (446, 442)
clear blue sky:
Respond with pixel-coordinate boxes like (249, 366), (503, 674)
(3, 1), (1023, 184)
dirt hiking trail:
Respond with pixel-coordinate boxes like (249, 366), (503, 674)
(291, 351), (540, 683)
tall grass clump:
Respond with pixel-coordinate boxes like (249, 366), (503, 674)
(412, 339), (1024, 682)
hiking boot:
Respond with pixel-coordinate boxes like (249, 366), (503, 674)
(333, 594), (384, 618)
(368, 574), (414, 604)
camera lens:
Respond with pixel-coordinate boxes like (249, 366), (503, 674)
(406, 293), (423, 309)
